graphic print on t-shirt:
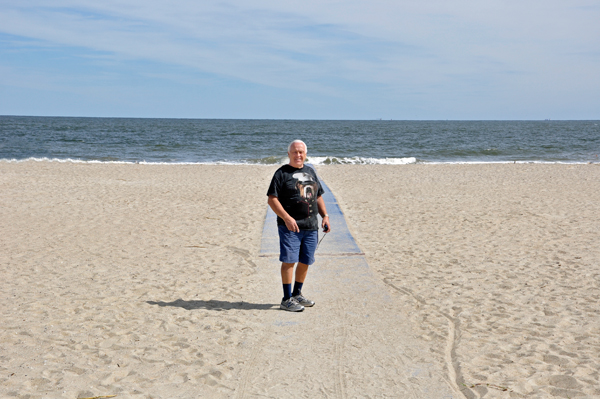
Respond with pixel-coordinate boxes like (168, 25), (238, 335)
(293, 172), (318, 203)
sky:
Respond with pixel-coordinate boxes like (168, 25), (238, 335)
(1, 1), (599, 120)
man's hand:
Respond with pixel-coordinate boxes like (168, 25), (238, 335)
(317, 196), (330, 233)
(322, 216), (331, 233)
(285, 217), (300, 233)
(268, 196), (300, 232)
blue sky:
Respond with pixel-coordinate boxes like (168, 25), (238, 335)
(1, 0), (599, 119)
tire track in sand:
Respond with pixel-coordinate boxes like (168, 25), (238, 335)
(333, 297), (348, 399)
(234, 328), (271, 399)
(383, 278), (470, 399)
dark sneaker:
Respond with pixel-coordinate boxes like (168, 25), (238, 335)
(292, 292), (315, 307)
(280, 297), (304, 312)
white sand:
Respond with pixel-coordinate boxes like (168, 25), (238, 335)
(317, 164), (600, 398)
(1, 162), (278, 398)
(2, 161), (599, 399)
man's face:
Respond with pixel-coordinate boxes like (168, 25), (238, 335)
(288, 143), (307, 168)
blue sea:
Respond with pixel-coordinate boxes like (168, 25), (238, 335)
(1, 116), (599, 164)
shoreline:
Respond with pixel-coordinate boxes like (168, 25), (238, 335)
(2, 157), (598, 166)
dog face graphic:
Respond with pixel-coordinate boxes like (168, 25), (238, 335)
(293, 172), (318, 202)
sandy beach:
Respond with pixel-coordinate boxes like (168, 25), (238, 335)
(318, 164), (600, 398)
(2, 161), (600, 398)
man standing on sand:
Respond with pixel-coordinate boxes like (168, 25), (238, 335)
(267, 140), (331, 312)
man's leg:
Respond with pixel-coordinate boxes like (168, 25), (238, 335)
(277, 226), (305, 312)
(292, 262), (309, 296)
(291, 231), (317, 307)
(291, 261), (315, 307)
(280, 262), (304, 311)
(281, 262), (295, 300)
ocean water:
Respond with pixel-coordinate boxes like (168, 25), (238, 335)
(1, 116), (599, 164)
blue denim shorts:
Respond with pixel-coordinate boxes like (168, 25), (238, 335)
(278, 225), (318, 265)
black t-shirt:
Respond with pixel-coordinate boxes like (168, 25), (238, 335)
(267, 164), (325, 230)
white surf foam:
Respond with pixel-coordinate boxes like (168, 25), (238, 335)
(307, 156), (418, 165)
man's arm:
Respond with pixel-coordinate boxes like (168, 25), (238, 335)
(317, 196), (331, 233)
(268, 195), (300, 233)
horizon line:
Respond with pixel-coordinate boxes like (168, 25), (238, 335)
(2, 114), (598, 122)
